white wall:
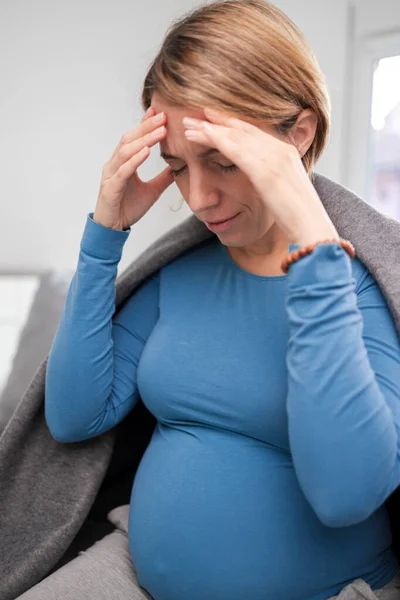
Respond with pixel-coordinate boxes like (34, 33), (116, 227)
(0, 0), (395, 275)
(353, 0), (400, 36)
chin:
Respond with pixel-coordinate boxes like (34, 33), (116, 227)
(215, 231), (249, 247)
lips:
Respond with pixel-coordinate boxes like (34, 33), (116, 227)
(207, 213), (239, 225)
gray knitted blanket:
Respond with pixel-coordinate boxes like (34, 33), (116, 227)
(1, 173), (400, 600)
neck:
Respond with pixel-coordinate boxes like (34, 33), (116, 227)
(227, 223), (290, 262)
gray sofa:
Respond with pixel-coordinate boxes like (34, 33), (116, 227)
(0, 269), (73, 434)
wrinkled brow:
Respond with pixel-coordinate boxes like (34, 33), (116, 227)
(160, 148), (222, 160)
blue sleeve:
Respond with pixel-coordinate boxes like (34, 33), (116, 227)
(45, 213), (160, 443)
(285, 242), (400, 527)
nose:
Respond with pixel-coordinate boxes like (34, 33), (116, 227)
(187, 174), (220, 215)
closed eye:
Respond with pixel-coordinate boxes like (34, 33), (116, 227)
(170, 164), (238, 177)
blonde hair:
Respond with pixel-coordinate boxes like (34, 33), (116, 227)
(141, 0), (331, 178)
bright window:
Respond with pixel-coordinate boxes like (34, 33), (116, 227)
(346, 31), (400, 219)
(368, 55), (400, 219)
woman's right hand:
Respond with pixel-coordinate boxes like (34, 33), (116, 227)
(93, 107), (174, 230)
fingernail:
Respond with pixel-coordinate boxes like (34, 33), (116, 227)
(182, 117), (198, 127)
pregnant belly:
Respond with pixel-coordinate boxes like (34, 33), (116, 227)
(128, 423), (392, 600)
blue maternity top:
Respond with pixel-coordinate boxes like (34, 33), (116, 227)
(45, 213), (400, 600)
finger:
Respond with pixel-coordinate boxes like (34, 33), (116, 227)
(182, 115), (252, 141)
(184, 122), (265, 180)
(203, 107), (256, 135)
(184, 123), (241, 163)
(141, 106), (155, 123)
(112, 146), (150, 190)
(105, 125), (166, 178)
(110, 110), (166, 163)
(184, 121), (238, 146)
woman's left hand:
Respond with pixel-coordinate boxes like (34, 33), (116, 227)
(182, 108), (340, 246)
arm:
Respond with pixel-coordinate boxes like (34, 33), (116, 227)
(45, 213), (160, 443)
(285, 242), (400, 527)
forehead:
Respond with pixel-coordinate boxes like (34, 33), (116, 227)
(151, 94), (217, 158)
(150, 93), (206, 122)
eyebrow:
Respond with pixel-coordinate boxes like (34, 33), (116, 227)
(160, 148), (222, 160)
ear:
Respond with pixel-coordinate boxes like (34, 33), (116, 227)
(288, 109), (318, 157)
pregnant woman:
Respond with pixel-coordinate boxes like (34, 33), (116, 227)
(16, 1), (400, 599)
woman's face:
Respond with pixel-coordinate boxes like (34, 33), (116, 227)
(151, 93), (289, 250)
